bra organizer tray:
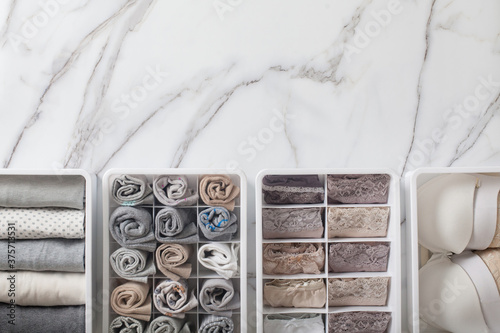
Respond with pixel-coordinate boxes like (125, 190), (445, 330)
(256, 169), (401, 333)
(102, 169), (247, 332)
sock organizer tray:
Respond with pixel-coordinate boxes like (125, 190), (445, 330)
(0, 166), (498, 332)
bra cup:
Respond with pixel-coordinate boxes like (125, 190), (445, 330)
(418, 174), (476, 254)
(419, 254), (489, 333)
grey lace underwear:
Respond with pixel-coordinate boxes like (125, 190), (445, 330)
(328, 311), (391, 333)
(329, 242), (390, 273)
(262, 175), (325, 204)
(328, 277), (390, 306)
(263, 207), (324, 239)
(327, 174), (391, 204)
(328, 207), (390, 238)
(263, 243), (325, 275)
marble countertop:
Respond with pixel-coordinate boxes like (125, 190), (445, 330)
(1, 0), (499, 331)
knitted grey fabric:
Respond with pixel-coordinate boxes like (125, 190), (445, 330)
(155, 207), (198, 243)
(110, 247), (156, 283)
(145, 316), (191, 333)
(0, 239), (85, 272)
(198, 315), (234, 333)
(109, 207), (156, 252)
(110, 316), (146, 333)
(199, 279), (240, 316)
(112, 174), (154, 206)
(197, 207), (238, 241)
(0, 175), (85, 209)
(153, 175), (198, 207)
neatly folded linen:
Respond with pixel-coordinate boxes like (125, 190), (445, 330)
(153, 279), (197, 318)
(0, 303), (85, 333)
(198, 207), (238, 241)
(198, 315), (234, 333)
(0, 239), (85, 272)
(0, 174), (85, 209)
(110, 316), (146, 333)
(112, 174), (154, 206)
(145, 316), (191, 333)
(0, 271), (85, 306)
(0, 207), (85, 239)
(110, 281), (151, 321)
(109, 206), (156, 252)
(199, 279), (240, 316)
(110, 247), (156, 283)
(153, 175), (198, 207)
(155, 207), (197, 243)
(155, 243), (193, 280)
(199, 175), (240, 211)
(198, 243), (239, 279)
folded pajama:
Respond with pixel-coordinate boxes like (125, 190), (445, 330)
(111, 281), (152, 321)
(109, 206), (156, 252)
(112, 174), (154, 206)
(0, 239), (85, 272)
(198, 315), (234, 333)
(199, 279), (239, 316)
(155, 243), (193, 280)
(153, 279), (198, 318)
(110, 247), (156, 283)
(153, 175), (198, 207)
(198, 243), (239, 279)
(199, 175), (240, 211)
(110, 316), (146, 333)
(145, 316), (192, 333)
(155, 207), (197, 243)
(198, 207), (238, 241)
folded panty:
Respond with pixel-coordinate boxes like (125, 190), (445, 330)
(263, 313), (325, 333)
(153, 279), (198, 318)
(155, 207), (198, 243)
(198, 207), (238, 241)
(199, 279), (240, 315)
(327, 174), (391, 204)
(110, 206), (156, 252)
(328, 207), (390, 238)
(0, 239), (85, 272)
(0, 207), (85, 239)
(110, 247), (156, 283)
(110, 316), (146, 333)
(145, 316), (191, 333)
(263, 278), (326, 308)
(418, 173), (500, 253)
(198, 315), (234, 333)
(155, 243), (193, 280)
(0, 271), (85, 306)
(0, 174), (85, 209)
(112, 174), (154, 206)
(328, 312), (391, 333)
(198, 243), (239, 279)
(0, 303), (85, 333)
(199, 175), (240, 211)
(263, 207), (323, 239)
(262, 175), (325, 204)
(153, 175), (198, 207)
(328, 242), (390, 273)
(263, 243), (325, 275)
(111, 281), (152, 321)
(328, 277), (390, 306)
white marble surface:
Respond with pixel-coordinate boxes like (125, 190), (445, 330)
(1, 0), (500, 331)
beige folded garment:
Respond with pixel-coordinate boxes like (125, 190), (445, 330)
(199, 175), (240, 211)
(264, 278), (326, 308)
(0, 271), (85, 306)
(156, 243), (193, 281)
(111, 281), (151, 321)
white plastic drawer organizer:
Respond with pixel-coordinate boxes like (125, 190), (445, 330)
(0, 169), (95, 333)
(103, 169), (247, 333)
(256, 169), (401, 333)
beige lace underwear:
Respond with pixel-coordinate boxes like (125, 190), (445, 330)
(488, 194), (500, 248)
(264, 278), (326, 308)
(328, 207), (390, 238)
(476, 248), (500, 292)
(328, 277), (390, 306)
(263, 243), (325, 275)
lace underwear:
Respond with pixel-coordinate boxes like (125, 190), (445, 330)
(329, 242), (390, 273)
(327, 174), (391, 204)
(488, 194), (500, 248)
(475, 248), (500, 292)
(262, 175), (325, 204)
(263, 207), (324, 239)
(328, 207), (390, 238)
(328, 312), (391, 333)
(263, 243), (325, 275)
(264, 313), (325, 333)
(328, 277), (390, 306)
(264, 278), (326, 308)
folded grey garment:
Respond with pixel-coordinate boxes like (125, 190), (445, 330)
(198, 243), (239, 279)
(110, 316), (146, 333)
(0, 174), (85, 209)
(153, 279), (198, 318)
(145, 316), (192, 333)
(153, 175), (198, 207)
(198, 207), (238, 241)
(110, 247), (156, 283)
(198, 315), (234, 333)
(0, 239), (85, 272)
(199, 278), (240, 316)
(262, 207), (324, 239)
(110, 206), (156, 252)
(0, 303), (85, 333)
(155, 207), (198, 243)
(263, 313), (325, 333)
(112, 174), (154, 206)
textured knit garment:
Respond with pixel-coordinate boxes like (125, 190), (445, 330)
(112, 174), (154, 206)
(328, 312), (391, 333)
(155, 207), (198, 243)
(264, 278), (326, 308)
(263, 243), (325, 275)
(0, 303), (85, 333)
(109, 206), (156, 252)
(145, 316), (192, 333)
(0, 271), (86, 306)
(198, 207), (238, 241)
(198, 315), (234, 333)
(262, 175), (325, 204)
(327, 174), (391, 204)
(328, 277), (390, 306)
(153, 279), (198, 318)
(328, 207), (390, 238)
(199, 175), (240, 211)
(198, 243), (239, 279)
(110, 281), (152, 321)
(109, 316), (146, 333)
(0, 174), (85, 209)
(262, 207), (323, 239)
(0, 239), (85, 272)
(155, 243), (193, 281)
(110, 247), (156, 283)
(199, 279), (240, 316)
(329, 242), (390, 273)
(0, 207), (85, 239)
(263, 314), (324, 333)
(153, 175), (198, 207)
